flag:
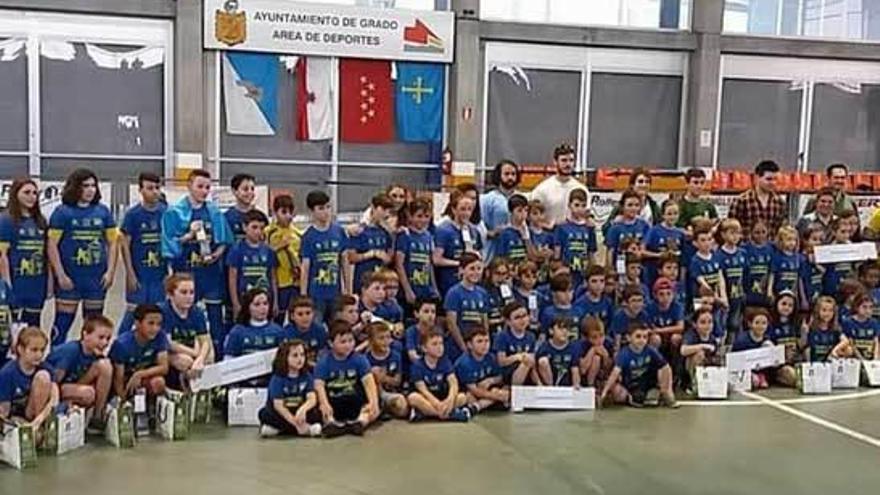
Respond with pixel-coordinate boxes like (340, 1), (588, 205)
(396, 62), (444, 143)
(223, 53), (278, 136)
(295, 57), (333, 141)
(340, 59), (394, 143)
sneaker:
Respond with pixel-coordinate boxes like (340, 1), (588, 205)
(644, 388), (661, 408)
(408, 408), (424, 423)
(627, 390), (645, 408)
(307, 423), (322, 437)
(87, 417), (106, 436)
(346, 421), (365, 436)
(448, 407), (471, 422)
(259, 425), (280, 438)
(467, 404), (479, 417)
(322, 422), (348, 438)
(661, 391), (680, 409)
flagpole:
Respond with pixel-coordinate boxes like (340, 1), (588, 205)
(330, 56), (340, 215)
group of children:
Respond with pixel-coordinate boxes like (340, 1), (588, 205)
(2, 166), (880, 446)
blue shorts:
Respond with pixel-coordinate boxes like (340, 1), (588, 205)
(11, 276), (47, 310)
(193, 263), (224, 304)
(277, 285), (299, 314)
(56, 274), (106, 302)
(126, 279), (166, 306)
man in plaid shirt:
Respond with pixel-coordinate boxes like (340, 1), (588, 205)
(729, 160), (788, 238)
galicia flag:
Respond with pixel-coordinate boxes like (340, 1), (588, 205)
(223, 53), (278, 135)
(396, 62), (444, 143)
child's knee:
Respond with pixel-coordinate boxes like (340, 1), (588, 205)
(33, 370), (52, 388)
(454, 393), (467, 407)
(406, 392), (420, 406)
(148, 376), (166, 395)
(670, 334), (683, 348)
(648, 334), (662, 348)
(95, 358), (113, 377)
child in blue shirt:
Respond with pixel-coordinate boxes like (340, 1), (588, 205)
(494, 302), (538, 386)
(527, 199), (555, 284)
(536, 318), (580, 387)
(512, 261), (541, 335)
(224, 173), (257, 243)
(604, 189), (650, 270)
(432, 190), (483, 297)
(609, 285), (651, 349)
(643, 200), (685, 285)
(496, 194), (531, 265)
(805, 296), (847, 362)
(681, 307), (722, 386)
(743, 220), (773, 308)
(539, 273), (586, 342)
(554, 189), (597, 287)
(688, 226), (728, 313)
(731, 308), (773, 389)
(258, 340), (322, 438)
(823, 218), (856, 297)
(716, 218), (746, 337)
(120, 173), (167, 327)
(47, 315), (113, 426)
(841, 292), (880, 360)
(769, 226), (802, 299)
(600, 324), (677, 408)
(622, 254), (652, 305)
(395, 198), (439, 308)
(285, 296), (328, 368)
(365, 322), (408, 419)
(575, 265), (613, 329)
(300, 190), (350, 323)
(404, 298), (440, 366)
(314, 321), (380, 437)
(456, 326), (508, 413)
(646, 277), (684, 350)
(800, 225), (826, 307)
(576, 317), (614, 387)
(160, 273), (211, 380)
(443, 253), (489, 363)
(224, 289), (291, 359)
(227, 210), (277, 319)
(47, 168), (118, 345)
(377, 270), (405, 337)
(767, 292), (799, 388)
(109, 304), (170, 400)
(0, 179), (49, 327)
(0, 328), (57, 433)
(407, 329), (471, 422)
(348, 193), (394, 294)
(483, 257), (515, 335)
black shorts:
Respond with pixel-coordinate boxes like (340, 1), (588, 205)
(258, 405), (322, 434)
(328, 383), (367, 422)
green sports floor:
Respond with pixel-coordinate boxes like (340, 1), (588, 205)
(4, 277), (880, 493)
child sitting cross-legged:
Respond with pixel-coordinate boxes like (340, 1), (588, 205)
(455, 325), (509, 414)
(258, 340), (323, 438)
(600, 323), (678, 408)
(407, 329), (471, 422)
(364, 322), (409, 419)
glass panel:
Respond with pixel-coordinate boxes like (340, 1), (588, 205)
(724, 0), (880, 41)
(0, 157), (29, 179)
(718, 79), (802, 170)
(587, 73), (681, 170)
(337, 166), (432, 213)
(221, 162), (332, 215)
(809, 83), (880, 172)
(481, 0), (689, 30)
(0, 38), (28, 152)
(485, 68), (580, 174)
(40, 42), (164, 155)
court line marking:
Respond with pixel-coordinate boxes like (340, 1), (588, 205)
(740, 390), (880, 449)
(679, 388), (880, 407)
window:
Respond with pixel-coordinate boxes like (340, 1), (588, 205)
(484, 68), (581, 172)
(481, 0), (691, 30)
(0, 37), (27, 177)
(587, 73), (682, 169)
(717, 79), (803, 170)
(724, 0), (880, 41)
(809, 83), (880, 171)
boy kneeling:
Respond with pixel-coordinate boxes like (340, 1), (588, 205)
(600, 323), (678, 408)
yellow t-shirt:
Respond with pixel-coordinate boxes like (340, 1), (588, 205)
(265, 221), (302, 288)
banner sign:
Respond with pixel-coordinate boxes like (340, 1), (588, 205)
(204, 0), (455, 63)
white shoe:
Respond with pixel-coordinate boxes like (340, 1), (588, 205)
(308, 423), (322, 437)
(260, 425), (280, 438)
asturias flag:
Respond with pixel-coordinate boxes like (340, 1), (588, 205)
(340, 59), (394, 143)
(223, 53), (278, 136)
(396, 62), (444, 143)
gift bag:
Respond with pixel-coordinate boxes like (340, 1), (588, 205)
(157, 390), (190, 441)
(0, 422), (37, 470)
(104, 401), (136, 448)
(41, 408), (86, 456)
(227, 388), (266, 426)
(728, 368), (752, 392)
(831, 359), (860, 389)
(696, 366), (729, 399)
(799, 362), (832, 394)
(862, 360), (880, 386)
(188, 389), (212, 424)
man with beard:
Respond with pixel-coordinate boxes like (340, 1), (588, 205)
(529, 144), (590, 227)
(481, 159), (521, 261)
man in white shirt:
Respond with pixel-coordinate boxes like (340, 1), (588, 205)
(529, 143), (590, 226)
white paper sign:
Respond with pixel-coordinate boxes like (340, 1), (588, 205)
(510, 385), (595, 412)
(227, 387), (267, 426)
(862, 360), (880, 386)
(814, 242), (878, 265)
(726, 345), (785, 372)
(800, 362), (832, 394)
(190, 348), (277, 392)
(696, 366), (729, 399)
(831, 358), (861, 389)
(204, 0), (455, 63)
(728, 368), (752, 392)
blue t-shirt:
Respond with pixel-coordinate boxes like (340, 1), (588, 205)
(717, 246), (747, 302)
(646, 301), (684, 329)
(314, 351), (371, 400)
(688, 251), (723, 301)
(46, 341), (97, 384)
(768, 319), (799, 357)
(395, 228), (437, 299)
(49, 203), (116, 276)
(539, 304), (586, 340)
(350, 224), (392, 293)
(771, 251), (802, 295)
(160, 301), (208, 348)
(615, 345), (667, 391)
(366, 348), (403, 378)
(808, 329), (842, 362)
(823, 254), (855, 296)
(300, 223), (348, 300)
(493, 328), (537, 358)
(0, 360), (52, 410)
(0, 214), (47, 301)
(801, 259), (824, 305)
(604, 219), (650, 251)
(109, 330), (170, 374)
(374, 299), (404, 325)
(554, 221), (597, 276)
(682, 329), (720, 356)
(536, 340), (578, 386)
(226, 240), (276, 295)
(120, 204), (167, 283)
(266, 372), (314, 409)
(443, 283), (490, 331)
(731, 331), (769, 352)
(609, 308), (651, 340)
(410, 356), (454, 395)
(842, 317), (880, 357)
(455, 352), (501, 386)
(224, 322), (291, 357)
(286, 321), (329, 357)
(530, 228), (555, 253)
(433, 221), (483, 296)
(224, 207), (250, 243)
(175, 205), (226, 272)
(496, 226), (529, 265)
(743, 242), (773, 302)
(575, 293), (613, 329)
(644, 224), (685, 283)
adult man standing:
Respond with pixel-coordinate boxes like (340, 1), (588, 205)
(481, 159), (521, 261)
(729, 160), (787, 238)
(804, 163), (857, 216)
(530, 143), (590, 226)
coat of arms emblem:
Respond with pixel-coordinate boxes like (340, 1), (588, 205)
(215, 0), (246, 46)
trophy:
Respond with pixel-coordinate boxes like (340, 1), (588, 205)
(194, 221), (212, 263)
